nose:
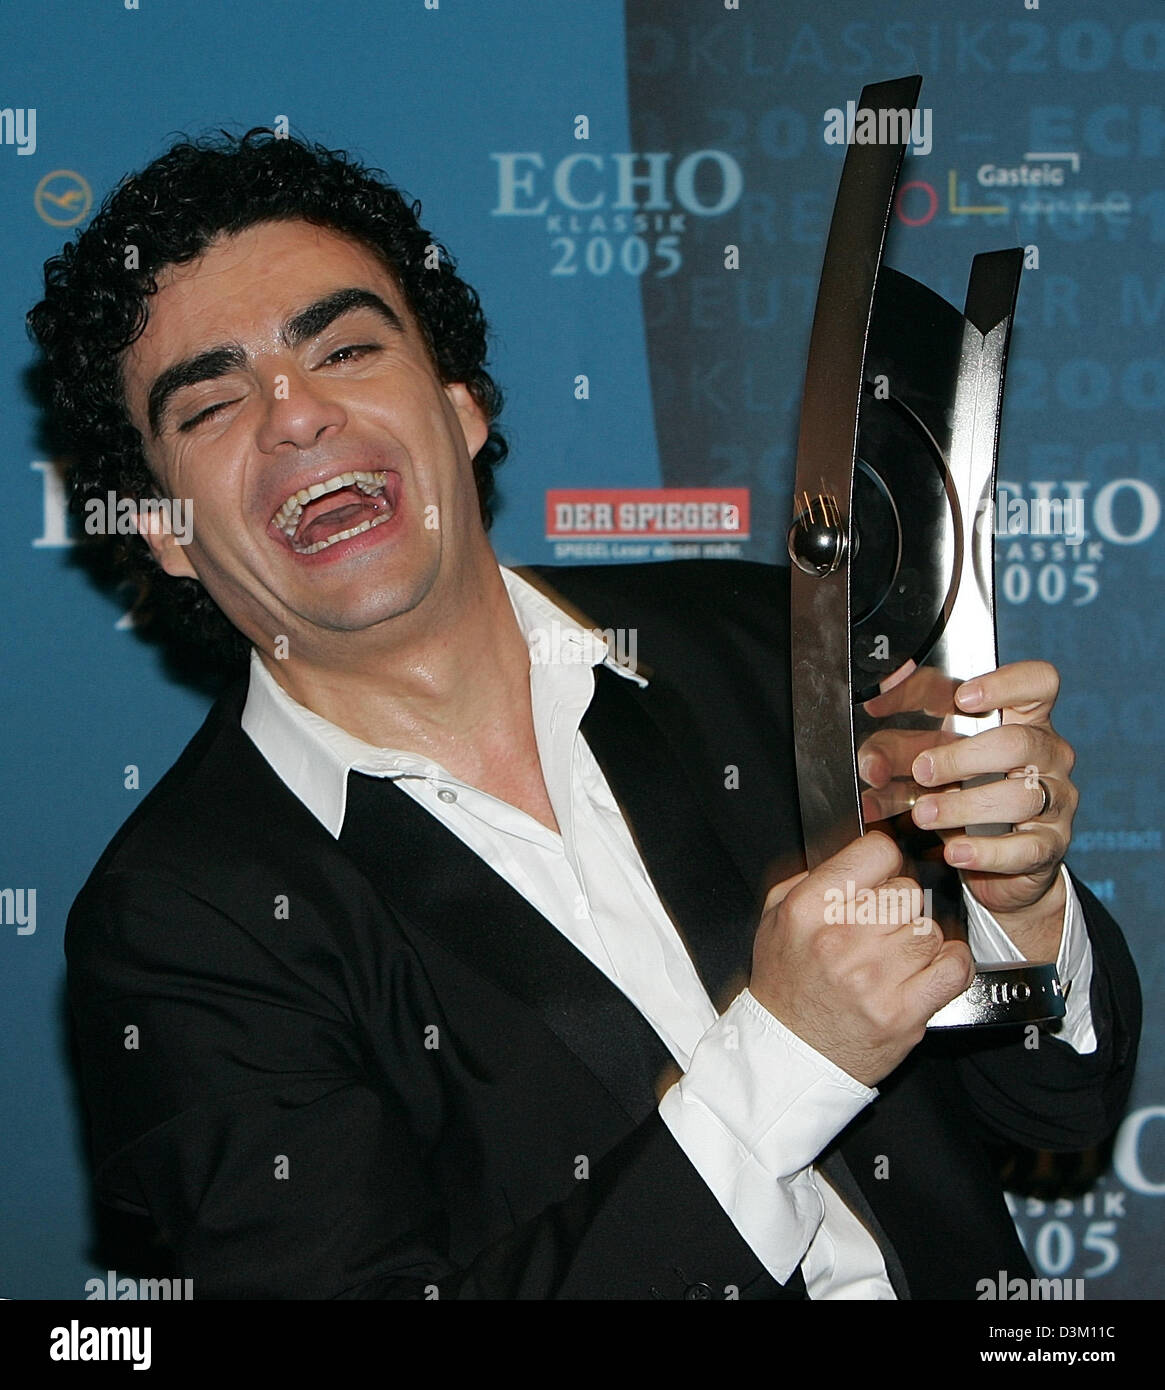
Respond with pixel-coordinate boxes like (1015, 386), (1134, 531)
(253, 365), (347, 453)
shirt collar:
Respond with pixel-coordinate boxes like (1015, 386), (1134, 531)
(241, 565), (646, 838)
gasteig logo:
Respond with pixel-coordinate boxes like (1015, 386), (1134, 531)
(492, 134), (743, 279)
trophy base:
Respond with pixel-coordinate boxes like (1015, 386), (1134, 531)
(926, 962), (1065, 1029)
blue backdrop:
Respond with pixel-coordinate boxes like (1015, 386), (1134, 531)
(2, 0), (1161, 1299)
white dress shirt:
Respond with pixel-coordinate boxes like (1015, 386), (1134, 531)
(241, 564), (1096, 1299)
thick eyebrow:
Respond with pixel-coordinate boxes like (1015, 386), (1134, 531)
(283, 287), (405, 348)
(148, 345), (246, 437)
(146, 288), (405, 437)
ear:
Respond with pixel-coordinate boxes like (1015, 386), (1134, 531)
(443, 381), (489, 460)
(132, 502), (200, 582)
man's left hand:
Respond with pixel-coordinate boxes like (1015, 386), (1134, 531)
(860, 660), (1077, 963)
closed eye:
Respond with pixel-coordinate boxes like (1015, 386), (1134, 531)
(178, 398), (242, 432)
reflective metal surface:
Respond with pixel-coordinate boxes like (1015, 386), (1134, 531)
(788, 74), (921, 869)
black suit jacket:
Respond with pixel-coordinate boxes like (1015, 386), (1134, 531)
(66, 561), (1141, 1299)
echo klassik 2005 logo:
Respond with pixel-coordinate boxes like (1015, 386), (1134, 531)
(988, 474), (1160, 608)
(491, 139), (744, 279)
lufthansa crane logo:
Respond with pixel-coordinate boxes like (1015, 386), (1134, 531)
(34, 170), (91, 227)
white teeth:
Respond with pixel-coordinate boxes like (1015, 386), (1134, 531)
(293, 509), (395, 554)
(270, 470), (388, 536)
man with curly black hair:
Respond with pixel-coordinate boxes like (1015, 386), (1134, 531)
(34, 130), (1139, 1301)
(29, 129), (507, 673)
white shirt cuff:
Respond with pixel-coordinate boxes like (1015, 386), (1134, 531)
(657, 988), (875, 1285)
(962, 863), (1096, 1054)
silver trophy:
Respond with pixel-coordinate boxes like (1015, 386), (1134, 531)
(787, 74), (1065, 1029)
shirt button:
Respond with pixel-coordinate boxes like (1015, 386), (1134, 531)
(683, 1282), (714, 1301)
(436, 788), (458, 804)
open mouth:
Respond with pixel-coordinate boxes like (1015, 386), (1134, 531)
(270, 470), (397, 555)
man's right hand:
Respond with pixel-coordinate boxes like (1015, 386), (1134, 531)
(750, 831), (974, 1087)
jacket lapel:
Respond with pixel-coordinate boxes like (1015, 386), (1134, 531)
(339, 769), (675, 1120)
(581, 664), (758, 1012)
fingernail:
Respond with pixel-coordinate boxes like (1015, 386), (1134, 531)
(913, 754), (934, 784)
(913, 797), (938, 826)
(948, 842), (974, 866)
(956, 682), (983, 709)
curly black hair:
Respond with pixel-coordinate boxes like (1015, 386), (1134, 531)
(27, 128), (507, 674)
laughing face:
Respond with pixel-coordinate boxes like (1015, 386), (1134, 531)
(121, 219), (491, 662)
